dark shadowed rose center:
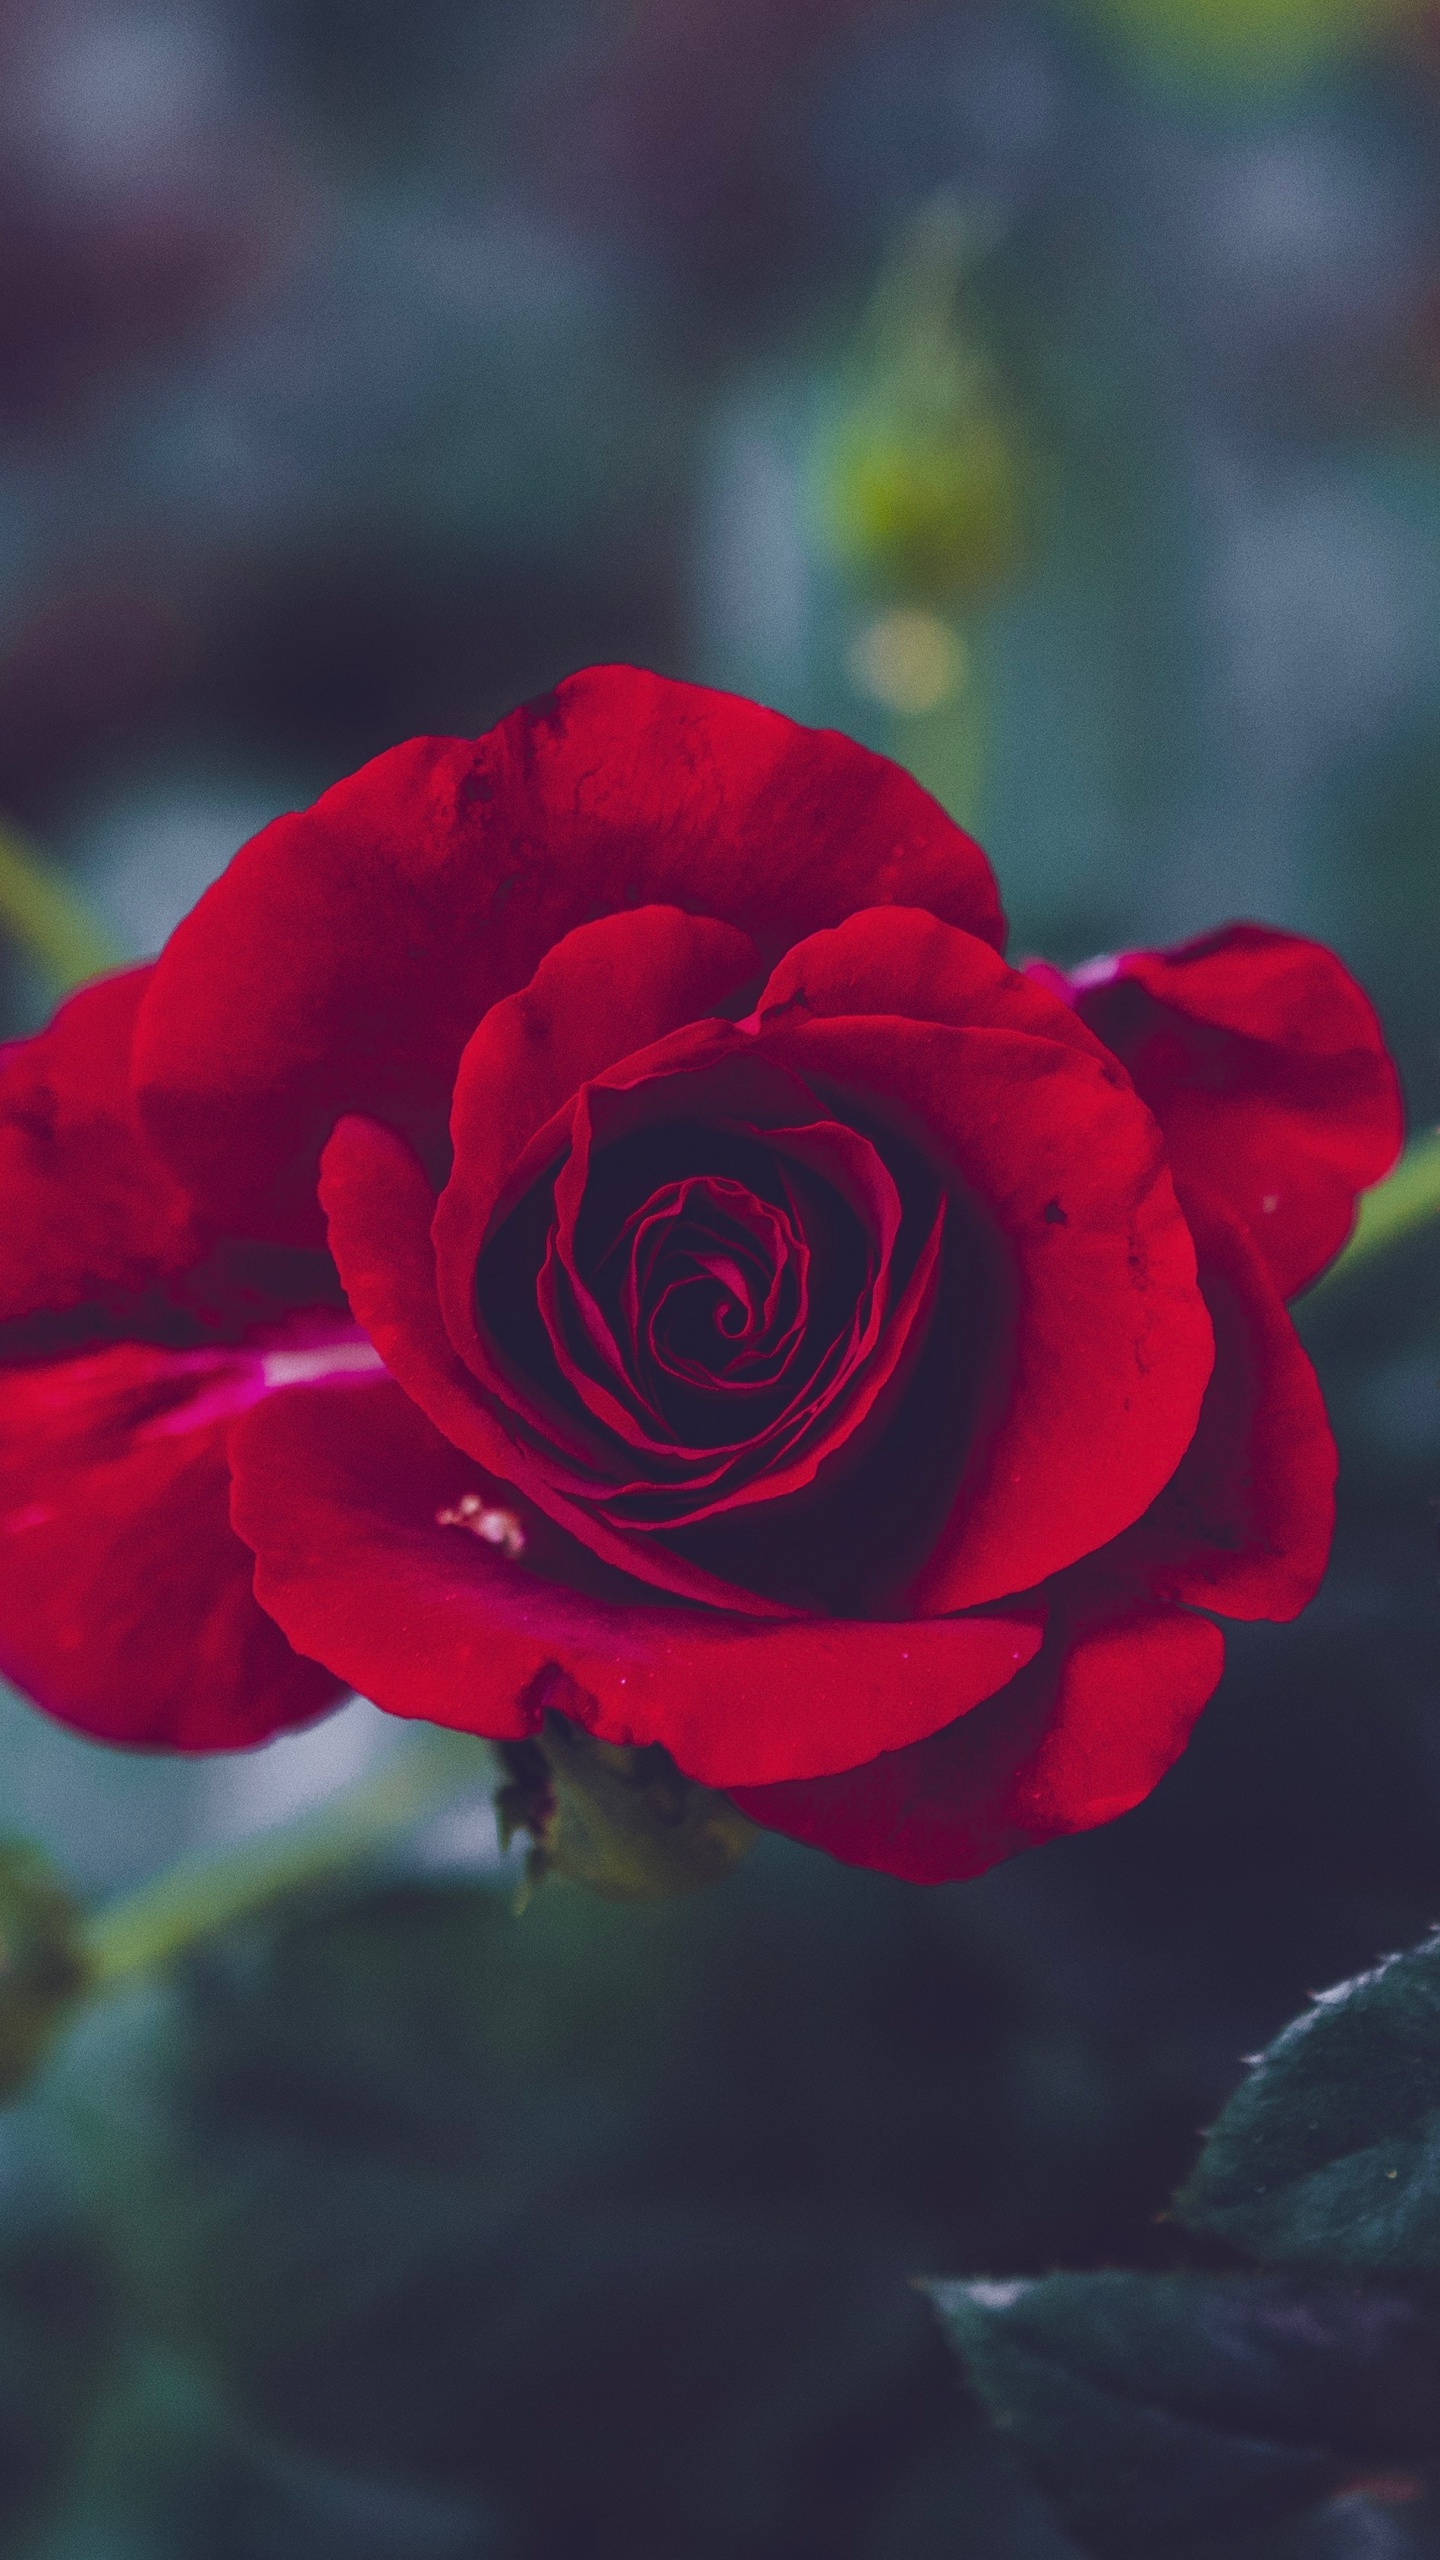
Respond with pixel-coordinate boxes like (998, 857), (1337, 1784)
(470, 1069), (1004, 1616)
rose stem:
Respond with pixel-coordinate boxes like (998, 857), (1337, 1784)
(82, 1728), (496, 1986)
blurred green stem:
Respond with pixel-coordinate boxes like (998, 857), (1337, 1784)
(83, 1729), (493, 1986)
(899, 616), (988, 837)
(0, 821), (121, 991)
(1312, 1130), (1440, 1295)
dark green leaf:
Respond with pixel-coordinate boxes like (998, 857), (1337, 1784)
(0, 2114), (114, 2543)
(19, 2347), (505, 2560)
(33, 1872), (990, 2556)
(930, 2270), (1440, 2559)
(1177, 1932), (1440, 2286)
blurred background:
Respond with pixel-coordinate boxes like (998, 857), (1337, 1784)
(5, 2), (1440, 2553)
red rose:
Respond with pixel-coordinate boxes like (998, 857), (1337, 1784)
(0, 670), (1402, 1879)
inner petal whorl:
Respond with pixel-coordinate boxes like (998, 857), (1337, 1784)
(612, 1174), (809, 1397)
(470, 1058), (946, 1549)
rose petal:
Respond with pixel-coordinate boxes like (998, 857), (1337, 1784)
(0, 967), (350, 1356)
(541, 1106), (895, 1446)
(0, 1326), (361, 1748)
(614, 1175), (808, 1397)
(756, 1014), (1215, 1612)
(1031, 924), (1404, 1299)
(451, 1030), (832, 1476)
(320, 1111), (798, 1616)
(434, 906), (760, 1386)
(0, 968), (201, 1342)
(229, 1374), (1046, 1789)
(542, 1192), (943, 1534)
(541, 1167), (815, 1443)
(756, 904), (1105, 1056)
(529, 1071), (932, 1520)
(479, 1041), (899, 1461)
(329, 962), (1213, 1628)
(730, 1594), (1225, 1882)
(438, 985), (950, 1543)
(1104, 1183), (1335, 1621)
(134, 668), (1005, 1243)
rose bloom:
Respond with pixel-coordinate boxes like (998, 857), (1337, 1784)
(0, 671), (1402, 1880)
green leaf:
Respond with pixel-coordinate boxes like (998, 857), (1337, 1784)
(930, 2270), (1440, 2559)
(20, 2348), (503, 2560)
(34, 1872), (986, 2552)
(0, 2116), (114, 2544)
(1176, 1931), (1440, 2285)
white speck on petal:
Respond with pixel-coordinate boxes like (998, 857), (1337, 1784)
(435, 1494), (526, 1560)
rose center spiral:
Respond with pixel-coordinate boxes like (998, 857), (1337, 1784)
(469, 1077), (955, 1578)
(601, 1173), (809, 1399)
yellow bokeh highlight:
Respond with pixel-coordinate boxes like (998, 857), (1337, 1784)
(848, 609), (969, 717)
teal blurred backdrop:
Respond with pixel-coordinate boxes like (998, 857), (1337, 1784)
(4, 4), (1440, 2552)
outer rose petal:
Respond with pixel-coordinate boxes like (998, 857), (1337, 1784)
(1103, 1183), (1335, 1622)
(756, 904), (1105, 1060)
(0, 968), (201, 1339)
(132, 667), (1004, 1243)
(1031, 924), (1404, 1299)
(0, 1326), (370, 1748)
(730, 1596), (1225, 1883)
(0, 968), (349, 1357)
(228, 1375), (1046, 1790)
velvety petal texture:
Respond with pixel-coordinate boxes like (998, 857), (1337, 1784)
(0, 969), (201, 1342)
(749, 915), (1217, 1610)
(230, 1377), (1044, 1790)
(1102, 1184), (1336, 1623)
(1030, 924), (1404, 1299)
(0, 967), (345, 1357)
(0, 1321), (372, 1747)
(0, 671), (1397, 1879)
(729, 1591), (1226, 1884)
(131, 667), (1005, 1245)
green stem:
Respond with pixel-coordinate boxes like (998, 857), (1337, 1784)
(1310, 1131), (1440, 1294)
(83, 1728), (494, 1987)
(900, 615), (988, 836)
(0, 822), (121, 991)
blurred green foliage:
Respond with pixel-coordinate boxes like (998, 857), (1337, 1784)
(2, 0), (1440, 2550)
(0, 1849), (90, 2103)
(815, 198), (1036, 608)
(7, 1859), (1080, 2556)
(0, 2128), (112, 2551)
